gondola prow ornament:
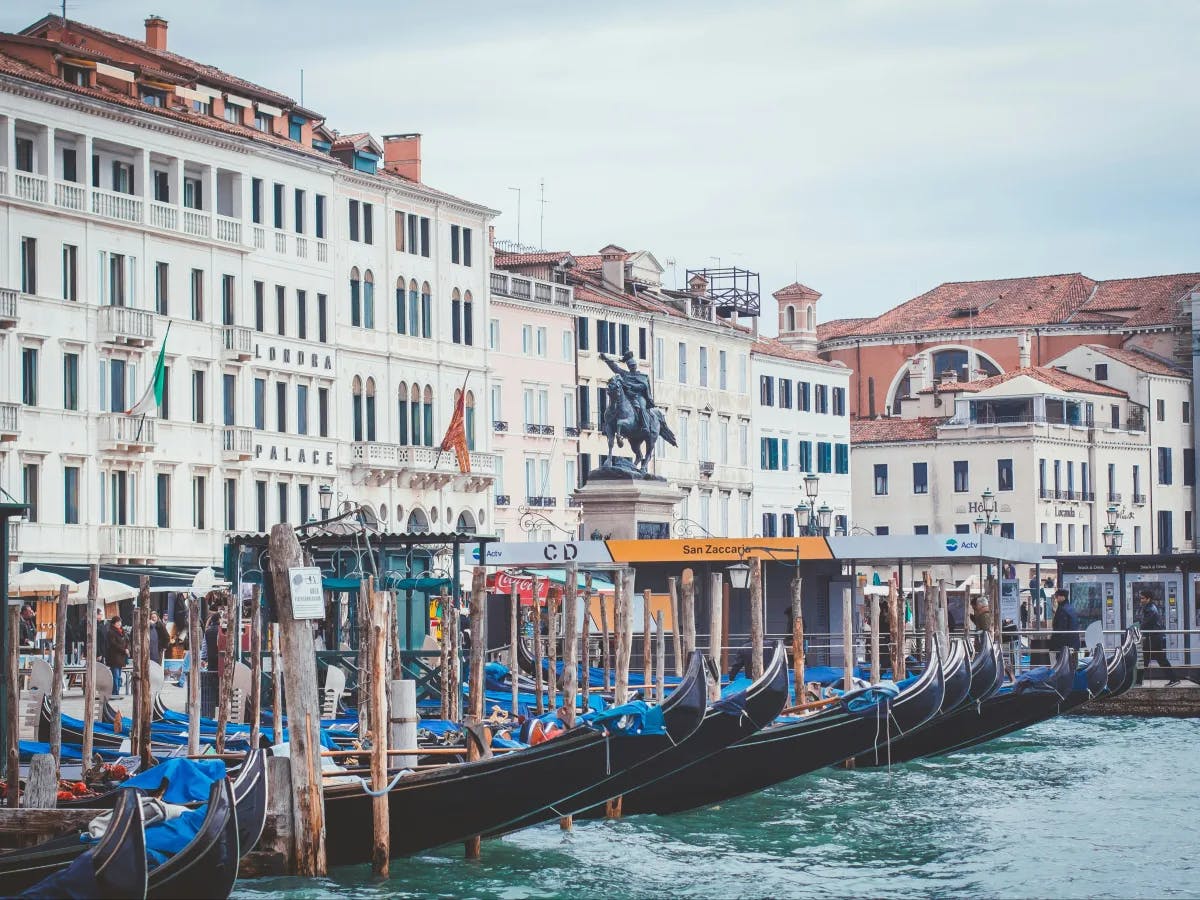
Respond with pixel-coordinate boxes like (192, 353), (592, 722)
(598, 350), (677, 478)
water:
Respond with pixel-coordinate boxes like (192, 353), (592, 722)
(235, 717), (1200, 899)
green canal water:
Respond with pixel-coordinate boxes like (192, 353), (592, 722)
(234, 716), (1199, 899)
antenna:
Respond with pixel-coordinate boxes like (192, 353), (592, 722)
(299, 68), (304, 106)
(507, 187), (522, 245)
(537, 178), (547, 251)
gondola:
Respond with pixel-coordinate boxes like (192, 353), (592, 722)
(146, 778), (239, 900)
(322, 650), (708, 862)
(849, 638), (975, 768)
(1107, 628), (1139, 697)
(1058, 642), (1111, 713)
(872, 645), (1079, 764)
(615, 643), (947, 816)
(508, 643), (791, 831)
(0, 788), (147, 898)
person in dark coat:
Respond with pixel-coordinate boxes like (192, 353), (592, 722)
(727, 643), (774, 680)
(1048, 590), (1080, 662)
(148, 611), (170, 665)
(95, 609), (108, 660)
(105, 617), (129, 696)
(204, 614), (220, 669)
(18, 605), (36, 647)
(1138, 590), (1179, 686)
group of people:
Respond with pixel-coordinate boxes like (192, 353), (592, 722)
(93, 608), (170, 696)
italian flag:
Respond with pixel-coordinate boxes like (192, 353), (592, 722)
(125, 324), (170, 416)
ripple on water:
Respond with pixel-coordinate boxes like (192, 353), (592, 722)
(234, 717), (1200, 900)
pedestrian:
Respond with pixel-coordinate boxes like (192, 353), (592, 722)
(105, 616), (129, 696)
(204, 613), (220, 670)
(1138, 590), (1179, 686)
(1048, 590), (1080, 663)
(148, 611), (170, 666)
(95, 609), (109, 660)
(1019, 598), (1031, 630)
(969, 597), (993, 650)
(18, 604), (36, 647)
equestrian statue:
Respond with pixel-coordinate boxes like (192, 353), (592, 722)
(598, 350), (677, 477)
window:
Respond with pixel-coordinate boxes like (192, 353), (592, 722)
(190, 269), (204, 321)
(160, 367), (171, 419)
(191, 370), (206, 424)
(363, 272), (375, 329)
(1158, 447), (1173, 485)
(154, 261), (169, 315)
(255, 480), (268, 533)
(578, 385), (591, 429)
(1185, 448), (1195, 487)
(797, 381), (811, 412)
(156, 473), (170, 528)
(297, 385), (309, 435)
(814, 384), (829, 414)
(63, 352), (79, 410)
(251, 179), (263, 224)
(914, 525), (929, 535)
(718, 350), (728, 390)
(1094, 363), (1108, 381)
(293, 189), (305, 234)
(875, 526), (890, 536)
(363, 203), (374, 244)
(21, 348), (37, 406)
(61, 244), (78, 301)
(315, 195), (326, 238)
(832, 387), (846, 416)
(536, 327), (547, 357)
(224, 478), (237, 531)
(21, 464), (38, 523)
(348, 199), (360, 241)
(222, 373), (236, 426)
(1188, 511), (1195, 543)
(577, 317), (590, 351)
(221, 275), (236, 326)
(298, 484), (310, 524)
(699, 347), (709, 387)
(760, 437), (782, 471)
(1156, 398), (1166, 422)
(762, 513), (779, 538)
(958, 524), (972, 536)
(1133, 464), (1142, 499)
(759, 375), (775, 406)
(874, 464), (888, 495)
(297, 290), (307, 340)
(679, 411), (690, 460)
(420, 284), (432, 338)
(276, 381), (288, 433)
(318, 294), (328, 343)
(318, 387), (329, 437)
(779, 379), (792, 409)
(349, 269), (361, 327)
(64, 465), (80, 525)
(719, 418), (730, 464)
(487, 318), (500, 350)
(193, 475), (207, 530)
(953, 460), (969, 493)
(451, 225), (460, 264)
(798, 440), (812, 472)
(998, 458), (1014, 491)
(638, 327), (647, 360)
(1184, 402), (1192, 424)
(738, 421), (749, 466)
(277, 483), (289, 524)
(1158, 510), (1173, 554)
(816, 441), (832, 474)
(677, 342), (689, 383)
(562, 329), (573, 361)
(563, 391), (576, 433)
(20, 237), (36, 295)
(835, 443), (850, 475)
(420, 217), (430, 256)
(253, 378), (266, 430)
(225, 102), (245, 125)
(112, 161), (133, 194)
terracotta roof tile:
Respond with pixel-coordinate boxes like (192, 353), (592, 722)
(1084, 345), (1187, 377)
(1080, 273), (1200, 328)
(751, 337), (843, 370)
(817, 317), (870, 341)
(493, 250), (575, 268)
(919, 366), (1127, 398)
(851, 417), (943, 444)
(773, 282), (822, 300)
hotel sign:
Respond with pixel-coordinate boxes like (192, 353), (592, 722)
(253, 441), (337, 473)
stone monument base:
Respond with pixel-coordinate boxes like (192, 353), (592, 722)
(573, 477), (684, 541)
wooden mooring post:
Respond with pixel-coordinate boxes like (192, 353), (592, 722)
(748, 559), (764, 679)
(655, 611), (666, 703)
(133, 575), (153, 768)
(869, 589), (881, 684)
(922, 571), (936, 663)
(600, 585), (612, 691)
(367, 579), (390, 876)
(580, 590), (591, 713)
(216, 601), (236, 754)
(531, 579), (544, 714)
(546, 587), (558, 713)
(6, 604), (19, 808)
(708, 572), (723, 701)
(890, 580), (906, 681)
(267, 524), (327, 877)
(49, 584), (68, 770)
(606, 567), (634, 821)
(81, 565), (98, 766)
(464, 567), (486, 859)
(790, 572), (805, 704)
(187, 593), (202, 756)
(680, 570), (697, 659)
(642, 589), (653, 698)
(271, 623), (284, 747)
(842, 584), (856, 770)
(667, 576), (682, 676)
(562, 564), (579, 729)
(248, 585), (263, 750)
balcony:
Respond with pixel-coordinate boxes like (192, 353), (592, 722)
(99, 525), (156, 562)
(527, 496), (557, 508)
(567, 497), (583, 508)
(699, 460), (715, 478)
(524, 423), (555, 436)
(98, 305), (155, 346)
(54, 181), (85, 211)
(222, 426), (253, 461)
(0, 402), (19, 441)
(493, 420), (509, 432)
(92, 187), (142, 224)
(1133, 493), (1148, 505)
(1080, 491), (1095, 502)
(149, 200), (178, 230)
(0, 288), (16, 329)
(181, 208), (210, 238)
(1038, 488), (1053, 500)
(222, 325), (253, 361)
(495, 494), (511, 507)
(99, 413), (156, 452)
(6, 521), (17, 560)
(216, 215), (242, 244)
(564, 426), (580, 438)
(12, 171), (47, 204)
(351, 442), (496, 491)
(1108, 492), (1122, 503)
(316, 242), (329, 263)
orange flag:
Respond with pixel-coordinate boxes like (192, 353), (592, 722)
(441, 390), (471, 473)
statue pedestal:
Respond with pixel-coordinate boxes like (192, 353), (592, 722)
(573, 477), (684, 541)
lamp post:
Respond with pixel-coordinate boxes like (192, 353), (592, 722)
(318, 483), (334, 518)
(1102, 525), (1123, 556)
(796, 473), (831, 537)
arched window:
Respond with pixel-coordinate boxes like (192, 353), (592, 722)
(410, 384), (421, 445)
(364, 376), (377, 442)
(349, 267), (361, 327)
(422, 386), (434, 447)
(395, 276), (407, 335)
(451, 288), (463, 344)
(362, 270), (375, 329)
(463, 290), (474, 346)
(785, 305), (796, 331)
(455, 511), (476, 534)
(420, 282), (432, 339)
(806, 305), (815, 332)
(408, 279), (420, 336)
(406, 508), (429, 534)
(397, 381), (409, 444)
(351, 375), (364, 442)
(465, 390), (476, 450)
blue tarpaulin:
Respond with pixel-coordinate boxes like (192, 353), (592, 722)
(145, 804), (206, 867)
(585, 700), (666, 736)
(122, 758), (227, 804)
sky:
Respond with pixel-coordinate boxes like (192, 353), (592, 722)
(5, 0), (1200, 328)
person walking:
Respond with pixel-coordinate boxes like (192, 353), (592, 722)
(969, 597), (993, 652)
(105, 616), (129, 696)
(148, 611), (170, 666)
(95, 609), (109, 661)
(1138, 590), (1180, 686)
(1048, 590), (1080, 664)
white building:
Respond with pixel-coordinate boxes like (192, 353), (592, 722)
(0, 15), (497, 576)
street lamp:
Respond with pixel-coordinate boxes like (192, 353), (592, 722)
(973, 515), (986, 535)
(981, 488), (997, 518)
(1106, 505), (1120, 529)
(988, 516), (1001, 536)
(318, 483), (334, 517)
(816, 503), (833, 536)
(803, 472), (820, 502)
(1102, 525), (1123, 556)
(795, 501), (811, 533)
(726, 561), (751, 590)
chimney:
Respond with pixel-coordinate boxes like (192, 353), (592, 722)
(908, 354), (928, 393)
(381, 133), (421, 182)
(939, 370), (958, 386)
(144, 16), (168, 50)
(1018, 331), (1031, 368)
(599, 245), (627, 293)
(687, 273), (708, 298)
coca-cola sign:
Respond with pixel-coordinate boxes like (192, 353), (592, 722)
(487, 570), (551, 603)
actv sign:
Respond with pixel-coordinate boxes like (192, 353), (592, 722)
(944, 537), (980, 553)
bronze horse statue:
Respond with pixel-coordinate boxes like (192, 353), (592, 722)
(603, 377), (677, 474)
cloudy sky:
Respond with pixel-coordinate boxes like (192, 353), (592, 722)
(6, 1), (1199, 326)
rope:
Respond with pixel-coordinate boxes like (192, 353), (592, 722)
(353, 768), (411, 796)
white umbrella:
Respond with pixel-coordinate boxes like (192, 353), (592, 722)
(8, 568), (79, 601)
(72, 578), (137, 606)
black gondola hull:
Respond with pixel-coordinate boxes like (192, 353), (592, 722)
(147, 778), (239, 900)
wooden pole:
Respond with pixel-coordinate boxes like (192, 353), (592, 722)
(790, 572), (805, 704)
(708, 572), (723, 700)
(992, 564), (1004, 645)
(642, 589), (653, 696)
(271, 623), (283, 746)
(842, 585), (854, 693)
(890, 579), (906, 681)
(267, 524), (327, 877)
(614, 569), (631, 704)
(562, 564), (579, 728)
(655, 611), (666, 703)
(869, 590), (881, 683)
(600, 584), (612, 690)
(49, 584), (68, 771)
(215, 600), (235, 754)
(922, 571), (936, 664)
(248, 585), (263, 749)
(580, 591), (591, 714)
(667, 576), (682, 676)
(546, 587), (558, 712)
(390, 679), (417, 769)
(936, 578), (948, 656)
(680, 569), (697, 659)
(449, 601), (462, 724)
(467, 568), (486, 725)
(82, 565), (98, 766)
(134, 575), (152, 768)
(531, 578), (544, 714)
(358, 581), (373, 739)
(369, 582), (390, 876)
(6, 605), (19, 808)
(439, 598), (451, 721)
(721, 580), (731, 675)
(509, 587), (519, 719)
(187, 593), (202, 756)
(748, 558), (764, 679)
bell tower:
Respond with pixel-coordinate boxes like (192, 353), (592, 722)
(774, 282), (822, 353)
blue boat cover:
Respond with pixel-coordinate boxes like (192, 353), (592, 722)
(18, 740), (125, 762)
(18, 845), (101, 897)
(121, 758), (227, 804)
(585, 700), (666, 736)
(145, 804), (207, 867)
(844, 681), (900, 715)
(1013, 664), (1058, 694)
